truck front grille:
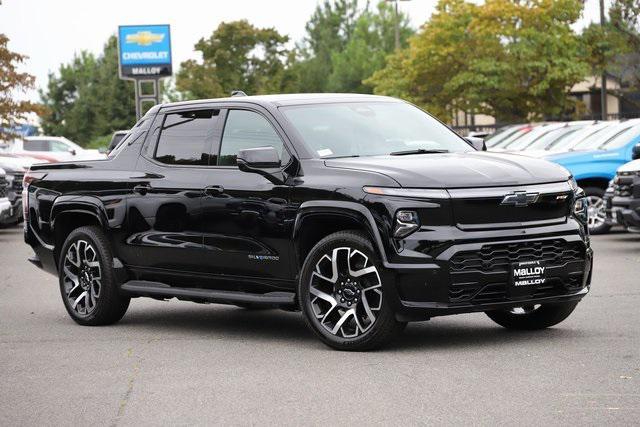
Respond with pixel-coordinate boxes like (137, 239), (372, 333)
(613, 172), (634, 197)
(448, 239), (586, 304)
(11, 173), (23, 193)
(0, 177), (7, 198)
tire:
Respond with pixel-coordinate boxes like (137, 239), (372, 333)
(58, 226), (130, 326)
(298, 230), (406, 351)
(485, 301), (579, 330)
(583, 186), (611, 235)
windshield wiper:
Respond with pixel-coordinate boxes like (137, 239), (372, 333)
(324, 154), (360, 159)
(389, 149), (449, 156)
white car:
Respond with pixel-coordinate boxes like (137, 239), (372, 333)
(0, 167), (13, 224)
(9, 136), (105, 162)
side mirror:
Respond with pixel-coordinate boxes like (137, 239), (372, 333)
(237, 146), (284, 185)
(464, 136), (486, 151)
(237, 146), (281, 171)
(632, 143), (640, 160)
(68, 148), (77, 156)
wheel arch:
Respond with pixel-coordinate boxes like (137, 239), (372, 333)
(293, 201), (388, 271)
(50, 197), (109, 266)
(576, 176), (611, 191)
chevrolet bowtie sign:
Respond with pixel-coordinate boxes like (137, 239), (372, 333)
(118, 25), (172, 78)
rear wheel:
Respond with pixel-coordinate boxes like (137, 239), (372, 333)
(485, 301), (579, 330)
(58, 226), (130, 326)
(298, 230), (405, 351)
(583, 186), (611, 234)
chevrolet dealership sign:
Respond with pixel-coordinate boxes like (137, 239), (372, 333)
(118, 25), (172, 78)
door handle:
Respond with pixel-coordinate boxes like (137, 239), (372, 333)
(133, 184), (151, 195)
(204, 185), (225, 196)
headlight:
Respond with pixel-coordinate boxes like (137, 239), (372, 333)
(573, 196), (588, 224)
(568, 176), (579, 192)
(394, 210), (420, 238)
(5, 174), (14, 187)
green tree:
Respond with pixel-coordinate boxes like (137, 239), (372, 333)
(326, 1), (413, 93)
(40, 36), (135, 145)
(367, 0), (589, 123)
(0, 34), (39, 139)
(609, 0), (640, 95)
(292, 0), (359, 93)
(176, 20), (290, 99)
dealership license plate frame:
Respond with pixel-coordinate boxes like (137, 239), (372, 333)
(508, 260), (548, 299)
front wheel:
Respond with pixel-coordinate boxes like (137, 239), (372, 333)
(583, 186), (611, 234)
(58, 226), (130, 326)
(298, 230), (405, 351)
(485, 301), (579, 330)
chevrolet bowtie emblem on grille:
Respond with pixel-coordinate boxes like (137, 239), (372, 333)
(125, 31), (165, 46)
(500, 191), (539, 207)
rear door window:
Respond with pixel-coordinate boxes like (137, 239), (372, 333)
(24, 140), (50, 151)
(154, 109), (220, 166)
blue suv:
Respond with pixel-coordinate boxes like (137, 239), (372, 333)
(545, 121), (640, 234)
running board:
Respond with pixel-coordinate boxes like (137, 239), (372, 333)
(120, 280), (296, 308)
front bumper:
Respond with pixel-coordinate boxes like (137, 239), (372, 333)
(0, 198), (12, 223)
(610, 195), (640, 231)
(382, 224), (592, 320)
(0, 194), (22, 225)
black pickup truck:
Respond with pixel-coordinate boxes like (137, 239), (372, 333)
(24, 94), (593, 350)
(608, 159), (640, 232)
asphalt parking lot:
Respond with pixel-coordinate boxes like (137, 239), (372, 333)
(1, 225), (638, 426)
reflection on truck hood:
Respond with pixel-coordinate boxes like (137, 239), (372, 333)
(618, 159), (640, 173)
(324, 151), (570, 188)
(0, 155), (33, 172)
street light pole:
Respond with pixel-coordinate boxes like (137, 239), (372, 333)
(394, 0), (400, 51)
(387, 0), (410, 50)
(600, 0), (608, 120)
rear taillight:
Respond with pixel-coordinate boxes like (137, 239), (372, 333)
(22, 170), (46, 225)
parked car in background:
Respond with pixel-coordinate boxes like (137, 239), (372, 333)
(545, 122), (640, 234)
(9, 136), (105, 162)
(499, 122), (589, 153)
(489, 123), (541, 150)
(605, 148), (640, 232)
(505, 121), (593, 153)
(107, 131), (129, 154)
(0, 154), (32, 226)
(484, 124), (533, 148)
(523, 121), (612, 157)
(0, 167), (13, 225)
(491, 123), (558, 152)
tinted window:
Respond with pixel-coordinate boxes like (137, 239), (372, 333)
(218, 110), (284, 166)
(155, 110), (219, 165)
(24, 140), (49, 151)
(50, 140), (71, 152)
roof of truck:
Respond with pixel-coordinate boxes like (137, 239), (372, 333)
(158, 93), (400, 109)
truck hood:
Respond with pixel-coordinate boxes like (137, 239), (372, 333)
(324, 151), (570, 188)
(618, 159), (640, 173)
(0, 155), (33, 172)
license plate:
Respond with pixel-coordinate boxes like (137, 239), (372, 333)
(509, 260), (547, 298)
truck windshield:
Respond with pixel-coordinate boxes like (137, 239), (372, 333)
(280, 102), (472, 158)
